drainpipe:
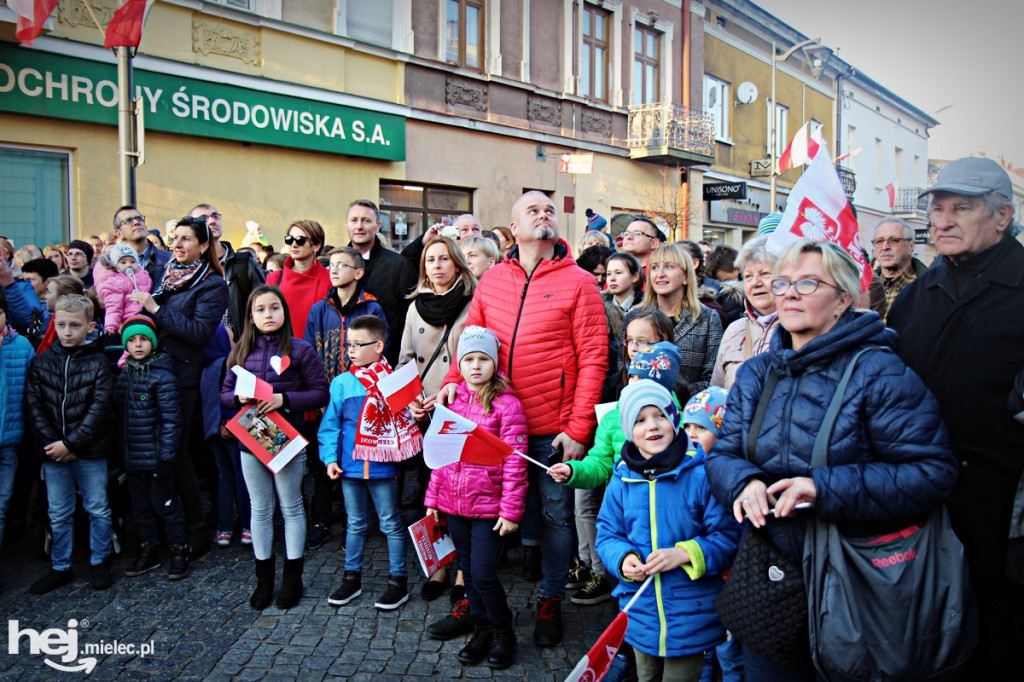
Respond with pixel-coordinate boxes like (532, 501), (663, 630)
(680, 0), (691, 240)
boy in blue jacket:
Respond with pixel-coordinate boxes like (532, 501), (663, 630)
(596, 380), (740, 682)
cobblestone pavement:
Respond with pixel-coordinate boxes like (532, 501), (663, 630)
(1, 513), (618, 680)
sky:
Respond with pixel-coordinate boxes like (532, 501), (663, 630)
(755, 0), (1024, 166)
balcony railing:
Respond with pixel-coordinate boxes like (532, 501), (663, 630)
(627, 103), (716, 165)
(835, 165), (856, 198)
(894, 187), (928, 216)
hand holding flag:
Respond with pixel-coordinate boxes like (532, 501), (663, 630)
(231, 365), (275, 403)
(423, 404), (550, 471)
(376, 360), (424, 413)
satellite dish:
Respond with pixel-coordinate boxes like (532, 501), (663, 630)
(737, 82), (758, 105)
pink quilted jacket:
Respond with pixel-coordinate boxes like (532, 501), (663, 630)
(424, 381), (529, 522)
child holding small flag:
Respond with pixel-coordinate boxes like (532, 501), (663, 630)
(423, 326), (528, 669)
(596, 380), (740, 682)
(319, 315), (423, 611)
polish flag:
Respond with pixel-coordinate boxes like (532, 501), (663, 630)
(104, 0), (154, 49)
(376, 360), (424, 413)
(423, 404), (512, 469)
(885, 183), (896, 210)
(768, 148), (872, 293)
(778, 122), (824, 173)
(564, 575), (654, 682)
(231, 365), (275, 403)
(9, 0), (59, 46)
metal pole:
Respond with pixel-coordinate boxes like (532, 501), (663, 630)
(770, 41), (777, 211)
(117, 47), (136, 206)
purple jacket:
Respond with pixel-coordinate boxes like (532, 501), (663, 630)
(424, 380), (529, 522)
(220, 333), (330, 436)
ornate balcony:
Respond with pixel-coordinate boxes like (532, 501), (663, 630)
(894, 187), (928, 216)
(835, 165), (856, 198)
(627, 103), (716, 166)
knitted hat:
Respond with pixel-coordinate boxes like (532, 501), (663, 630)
(121, 314), (158, 348)
(628, 341), (681, 392)
(457, 325), (500, 365)
(683, 387), (729, 438)
(109, 243), (139, 266)
(757, 212), (783, 235)
(619, 379), (681, 439)
(21, 258), (58, 280)
(585, 208), (608, 232)
(67, 239), (94, 264)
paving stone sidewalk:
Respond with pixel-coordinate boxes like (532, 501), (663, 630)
(1, 519), (618, 680)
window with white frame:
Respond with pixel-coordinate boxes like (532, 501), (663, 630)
(0, 147), (70, 248)
(766, 99), (789, 157)
(810, 119), (823, 141)
(336, 0), (393, 48)
(444, 0), (485, 71)
(703, 75), (730, 141)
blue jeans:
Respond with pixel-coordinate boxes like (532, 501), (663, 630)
(521, 435), (576, 599)
(211, 438), (251, 532)
(241, 450), (306, 561)
(341, 478), (406, 578)
(0, 445), (17, 547)
(42, 458), (112, 571)
(447, 515), (511, 624)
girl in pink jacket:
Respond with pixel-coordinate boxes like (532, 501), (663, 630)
(423, 326), (528, 670)
(94, 243), (153, 335)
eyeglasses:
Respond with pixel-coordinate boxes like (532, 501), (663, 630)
(770, 278), (842, 296)
(622, 230), (658, 240)
(870, 237), (911, 247)
(345, 340), (378, 350)
(117, 215), (145, 227)
(328, 263), (358, 272)
(195, 212), (222, 221)
(625, 338), (655, 349)
(283, 235), (309, 246)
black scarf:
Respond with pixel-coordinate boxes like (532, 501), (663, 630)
(620, 434), (688, 480)
(414, 279), (469, 328)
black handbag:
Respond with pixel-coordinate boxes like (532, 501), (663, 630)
(804, 347), (978, 681)
(714, 369), (809, 668)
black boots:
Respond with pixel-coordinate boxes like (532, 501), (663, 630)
(457, 618), (494, 665)
(487, 620), (517, 669)
(250, 556), (275, 610)
(276, 557), (304, 609)
(167, 545), (190, 581)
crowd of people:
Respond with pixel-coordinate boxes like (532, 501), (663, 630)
(1, 155), (1023, 681)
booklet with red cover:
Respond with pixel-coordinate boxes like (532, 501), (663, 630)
(226, 404), (308, 474)
(408, 513), (457, 578)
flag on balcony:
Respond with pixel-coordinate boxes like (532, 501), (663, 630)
(768, 148), (872, 293)
(885, 183), (896, 210)
(778, 122), (824, 173)
(104, 0), (155, 48)
(9, 0), (59, 46)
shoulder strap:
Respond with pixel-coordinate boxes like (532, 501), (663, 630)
(810, 346), (892, 468)
(420, 324), (454, 380)
(746, 368), (779, 462)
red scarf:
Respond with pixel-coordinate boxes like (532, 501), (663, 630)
(351, 359), (423, 462)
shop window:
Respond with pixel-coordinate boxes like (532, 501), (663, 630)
(444, 0), (485, 70)
(378, 182), (473, 250)
(632, 22), (661, 105)
(581, 4), (611, 102)
(0, 147), (70, 249)
(703, 75), (730, 141)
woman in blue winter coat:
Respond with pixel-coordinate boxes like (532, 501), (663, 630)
(705, 240), (959, 681)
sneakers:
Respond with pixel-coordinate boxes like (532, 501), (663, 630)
(374, 576), (409, 610)
(124, 543), (161, 577)
(571, 573), (613, 605)
(305, 524), (329, 550)
(240, 529), (253, 545)
(90, 558), (113, 591)
(328, 571), (362, 606)
(167, 545), (190, 581)
(566, 556), (591, 590)
(215, 531), (232, 547)
(522, 545), (542, 582)
(29, 569), (74, 595)
(426, 598), (474, 640)
(420, 578), (449, 602)
(533, 597), (564, 647)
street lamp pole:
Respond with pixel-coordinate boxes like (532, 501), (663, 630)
(770, 37), (821, 210)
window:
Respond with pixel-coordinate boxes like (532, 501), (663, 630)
(766, 100), (789, 157)
(337, 0), (394, 48)
(0, 147), (70, 249)
(703, 75), (730, 141)
(847, 124), (858, 172)
(809, 119), (823, 140)
(895, 147), (904, 186)
(379, 182), (474, 251)
(632, 23), (661, 105)
(203, 0), (281, 19)
(581, 4), (611, 102)
(445, 0), (484, 70)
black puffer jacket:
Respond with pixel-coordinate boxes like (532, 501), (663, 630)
(115, 352), (182, 473)
(26, 336), (115, 460)
(354, 236), (417, 366)
(153, 264), (229, 390)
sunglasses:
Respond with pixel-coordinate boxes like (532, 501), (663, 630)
(283, 235), (309, 246)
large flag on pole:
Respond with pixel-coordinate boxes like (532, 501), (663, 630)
(376, 360), (424, 413)
(778, 122), (824, 173)
(104, 0), (155, 49)
(423, 404), (513, 469)
(767, 148), (872, 293)
(9, 0), (59, 46)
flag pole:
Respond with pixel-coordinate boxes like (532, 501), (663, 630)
(510, 449), (551, 472)
(116, 46), (137, 206)
(622, 575), (654, 614)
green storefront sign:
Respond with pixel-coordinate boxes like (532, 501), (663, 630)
(0, 43), (405, 161)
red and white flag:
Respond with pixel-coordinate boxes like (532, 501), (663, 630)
(104, 0), (154, 49)
(884, 183), (896, 210)
(778, 122), (824, 173)
(767, 148), (872, 293)
(422, 404), (513, 469)
(564, 575), (654, 682)
(9, 0), (59, 46)
(375, 360), (424, 413)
